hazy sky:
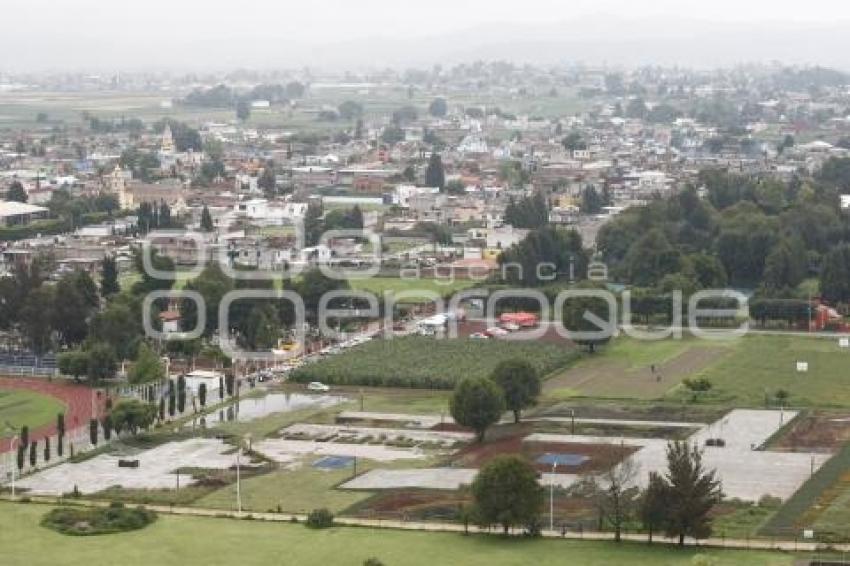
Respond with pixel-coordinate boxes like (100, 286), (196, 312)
(5, 0), (850, 70)
(10, 0), (850, 41)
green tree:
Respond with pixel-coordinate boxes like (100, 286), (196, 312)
(561, 132), (586, 152)
(19, 286), (54, 356)
(236, 100), (251, 121)
(660, 441), (722, 545)
(821, 245), (850, 303)
(129, 343), (165, 384)
(489, 360), (540, 423)
(425, 153), (445, 189)
(100, 256), (120, 297)
(640, 471), (668, 544)
(7, 181), (27, 203)
(560, 282), (614, 353)
(580, 185), (604, 214)
(200, 205), (215, 232)
(52, 273), (95, 346)
(503, 193), (548, 229)
(89, 299), (142, 360)
(471, 455), (544, 534)
(258, 165), (277, 198)
(58, 350), (89, 380)
(449, 377), (504, 442)
(338, 100), (364, 120)
(109, 400), (157, 436)
(429, 97), (448, 117)
(86, 342), (118, 382)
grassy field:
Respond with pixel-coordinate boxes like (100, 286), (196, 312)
(544, 333), (850, 407)
(0, 502), (796, 566)
(691, 335), (850, 407)
(0, 389), (65, 438)
(543, 336), (730, 402)
(196, 465), (372, 515)
(350, 277), (477, 303)
(291, 336), (579, 389)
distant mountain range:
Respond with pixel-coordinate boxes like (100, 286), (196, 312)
(6, 16), (850, 72)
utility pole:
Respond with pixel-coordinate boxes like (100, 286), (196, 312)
(549, 462), (558, 532)
(236, 445), (242, 513)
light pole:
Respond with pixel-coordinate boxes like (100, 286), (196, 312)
(235, 445), (241, 513)
(549, 462), (558, 532)
(9, 434), (19, 499)
(236, 433), (251, 514)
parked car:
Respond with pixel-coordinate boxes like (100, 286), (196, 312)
(470, 332), (489, 339)
(307, 382), (330, 392)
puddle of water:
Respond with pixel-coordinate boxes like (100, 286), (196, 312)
(187, 393), (345, 429)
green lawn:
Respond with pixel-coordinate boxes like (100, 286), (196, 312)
(691, 334), (850, 407)
(196, 465), (373, 515)
(0, 502), (795, 566)
(583, 336), (717, 370)
(350, 277), (477, 303)
(0, 388), (65, 437)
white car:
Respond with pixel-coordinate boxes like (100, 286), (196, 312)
(307, 382), (330, 392)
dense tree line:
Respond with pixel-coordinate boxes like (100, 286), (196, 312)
(503, 192), (549, 229)
(597, 166), (850, 304)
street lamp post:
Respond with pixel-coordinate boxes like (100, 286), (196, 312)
(9, 434), (19, 499)
(236, 433), (251, 514)
(236, 445), (241, 513)
(549, 462), (558, 532)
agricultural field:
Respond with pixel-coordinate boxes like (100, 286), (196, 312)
(543, 335), (732, 402)
(0, 503), (798, 566)
(0, 389), (65, 438)
(291, 336), (579, 389)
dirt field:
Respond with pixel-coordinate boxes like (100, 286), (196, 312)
(771, 412), (850, 452)
(450, 425), (633, 474)
(544, 344), (727, 400)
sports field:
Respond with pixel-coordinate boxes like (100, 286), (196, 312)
(0, 503), (795, 566)
(0, 389), (64, 439)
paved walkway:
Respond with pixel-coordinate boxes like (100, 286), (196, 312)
(1, 495), (843, 553)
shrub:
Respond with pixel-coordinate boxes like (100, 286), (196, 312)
(306, 508), (334, 529)
(41, 504), (157, 536)
(364, 559), (385, 566)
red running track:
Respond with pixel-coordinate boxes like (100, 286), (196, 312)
(0, 377), (105, 453)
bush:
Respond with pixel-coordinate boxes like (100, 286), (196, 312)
(41, 504), (157, 536)
(306, 508), (334, 529)
(364, 559), (385, 566)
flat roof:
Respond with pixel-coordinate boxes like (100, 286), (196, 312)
(0, 201), (48, 218)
